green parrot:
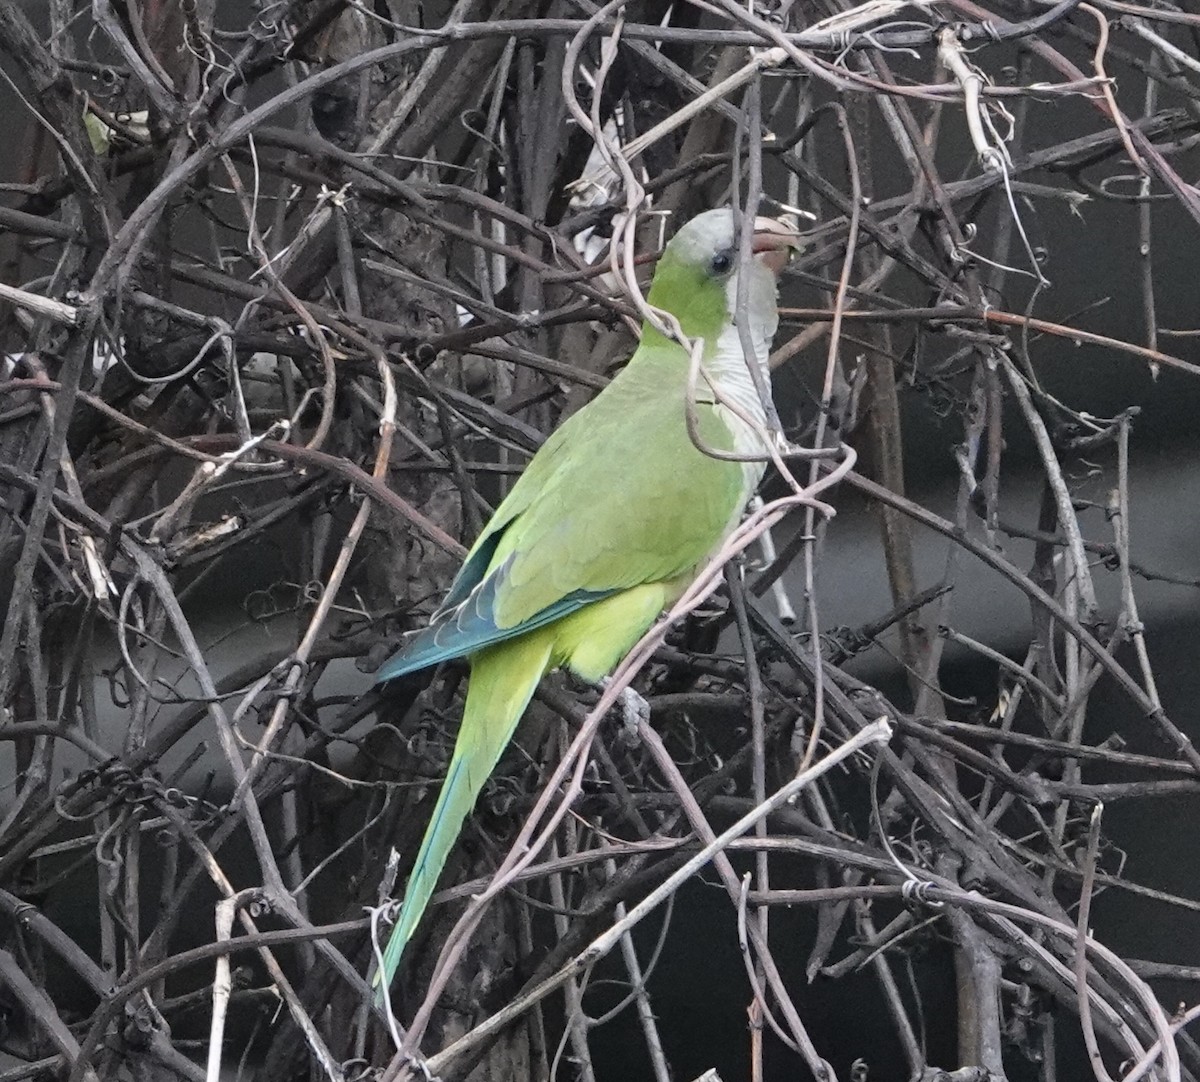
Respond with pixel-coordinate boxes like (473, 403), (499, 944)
(373, 208), (797, 991)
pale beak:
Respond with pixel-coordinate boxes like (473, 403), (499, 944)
(750, 215), (803, 276)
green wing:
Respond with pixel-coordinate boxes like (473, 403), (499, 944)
(486, 351), (748, 625)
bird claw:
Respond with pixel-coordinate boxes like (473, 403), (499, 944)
(599, 678), (649, 746)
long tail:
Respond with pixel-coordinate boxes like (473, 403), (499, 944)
(374, 631), (553, 999)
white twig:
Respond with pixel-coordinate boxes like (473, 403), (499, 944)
(938, 28), (1008, 174)
(207, 891), (258, 1082)
(0, 282), (79, 326)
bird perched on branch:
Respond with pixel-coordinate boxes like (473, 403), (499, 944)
(373, 207), (798, 993)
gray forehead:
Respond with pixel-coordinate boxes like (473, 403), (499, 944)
(667, 209), (736, 262)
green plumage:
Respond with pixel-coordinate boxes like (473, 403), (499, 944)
(373, 208), (790, 995)
(482, 356), (747, 627)
(377, 633), (552, 986)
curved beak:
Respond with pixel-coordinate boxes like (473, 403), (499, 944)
(751, 215), (802, 276)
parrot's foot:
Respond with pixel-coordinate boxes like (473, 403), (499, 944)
(598, 678), (649, 746)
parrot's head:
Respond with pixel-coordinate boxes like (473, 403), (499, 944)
(644, 208), (799, 347)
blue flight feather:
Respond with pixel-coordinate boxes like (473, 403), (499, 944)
(437, 528), (503, 613)
(375, 557), (615, 682)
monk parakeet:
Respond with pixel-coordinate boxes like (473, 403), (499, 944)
(373, 208), (797, 991)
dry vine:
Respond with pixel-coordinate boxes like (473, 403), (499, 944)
(2, 1), (1200, 1081)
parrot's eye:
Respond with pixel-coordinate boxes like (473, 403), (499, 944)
(709, 250), (734, 275)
